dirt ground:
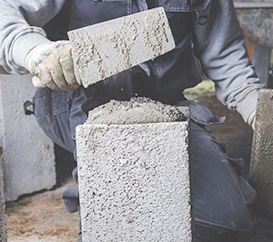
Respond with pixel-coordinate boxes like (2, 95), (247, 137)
(5, 80), (273, 241)
(6, 179), (80, 242)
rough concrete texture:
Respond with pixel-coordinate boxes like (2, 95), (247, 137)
(0, 74), (56, 201)
(0, 148), (7, 242)
(68, 7), (175, 87)
(250, 88), (273, 217)
(76, 98), (191, 241)
(76, 123), (191, 242)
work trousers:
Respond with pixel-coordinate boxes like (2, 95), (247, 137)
(31, 86), (256, 242)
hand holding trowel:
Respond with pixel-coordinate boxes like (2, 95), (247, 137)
(25, 7), (175, 90)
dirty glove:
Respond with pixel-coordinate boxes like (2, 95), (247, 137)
(25, 41), (81, 90)
(247, 111), (256, 130)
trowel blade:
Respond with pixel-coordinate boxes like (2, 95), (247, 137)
(68, 7), (175, 88)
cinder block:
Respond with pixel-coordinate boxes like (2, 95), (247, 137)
(68, 7), (175, 87)
(0, 74), (56, 201)
(76, 121), (192, 242)
(250, 89), (273, 217)
(0, 148), (7, 242)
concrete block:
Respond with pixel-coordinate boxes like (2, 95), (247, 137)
(76, 121), (192, 242)
(0, 148), (7, 242)
(68, 7), (175, 87)
(250, 88), (273, 217)
(0, 74), (56, 201)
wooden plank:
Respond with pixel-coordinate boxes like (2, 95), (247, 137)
(234, 2), (273, 9)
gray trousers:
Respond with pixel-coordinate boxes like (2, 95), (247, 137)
(32, 87), (256, 242)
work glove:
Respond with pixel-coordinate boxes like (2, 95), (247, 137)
(25, 40), (81, 90)
(247, 111), (256, 130)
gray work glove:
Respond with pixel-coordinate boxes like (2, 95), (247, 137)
(247, 111), (256, 131)
(25, 41), (81, 90)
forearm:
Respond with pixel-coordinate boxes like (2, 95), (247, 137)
(193, 0), (263, 122)
(0, 0), (65, 74)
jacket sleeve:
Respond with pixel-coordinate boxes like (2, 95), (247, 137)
(192, 0), (263, 122)
(0, 0), (66, 74)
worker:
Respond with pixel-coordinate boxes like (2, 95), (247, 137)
(0, 1), (263, 241)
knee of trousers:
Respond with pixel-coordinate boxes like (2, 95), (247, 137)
(192, 159), (256, 236)
(192, 221), (251, 242)
(189, 121), (256, 235)
(191, 171), (256, 233)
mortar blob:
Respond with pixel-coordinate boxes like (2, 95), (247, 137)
(85, 97), (188, 125)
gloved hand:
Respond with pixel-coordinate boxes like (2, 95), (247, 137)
(25, 40), (81, 90)
(248, 111), (256, 130)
